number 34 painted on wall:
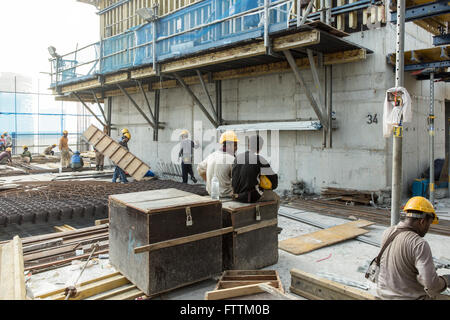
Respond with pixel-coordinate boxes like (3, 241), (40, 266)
(367, 114), (378, 124)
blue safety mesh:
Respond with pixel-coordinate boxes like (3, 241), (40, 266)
(53, 0), (293, 85)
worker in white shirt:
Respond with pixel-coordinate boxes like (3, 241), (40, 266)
(197, 130), (238, 198)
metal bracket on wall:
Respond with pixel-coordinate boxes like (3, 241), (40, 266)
(186, 207), (193, 226)
(255, 205), (261, 221)
(73, 92), (107, 128)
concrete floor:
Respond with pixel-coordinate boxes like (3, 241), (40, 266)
(29, 203), (450, 300)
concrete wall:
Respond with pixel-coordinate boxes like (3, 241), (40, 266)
(109, 23), (450, 197)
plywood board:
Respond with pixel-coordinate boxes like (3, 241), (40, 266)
(129, 194), (219, 214)
(82, 125), (151, 181)
(110, 188), (191, 205)
(279, 220), (374, 255)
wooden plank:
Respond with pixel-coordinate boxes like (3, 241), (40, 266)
(219, 280), (280, 289)
(336, 0), (345, 31)
(134, 227), (233, 253)
(324, 49), (366, 65)
(103, 142), (121, 158)
(88, 284), (137, 300)
(125, 158), (143, 176)
(60, 79), (101, 94)
(290, 268), (378, 300)
(104, 72), (130, 85)
(222, 275), (278, 281)
(0, 236), (26, 300)
(95, 219), (109, 226)
(117, 152), (135, 169)
(22, 238), (63, 253)
(52, 274), (130, 300)
(278, 220), (374, 255)
(205, 282), (272, 300)
(234, 218), (278, 235)
(272, 30), (320, 51)
(349, 0), (357, 29)
(104, 288), (144, 300)
(110, 146), (128, 163)
(222, 270), (278, 276)
(95, 136), (114, 153)
(37, 272), (121, 299)
(83, 125), (98, 141)
(132, 162), (150, 180)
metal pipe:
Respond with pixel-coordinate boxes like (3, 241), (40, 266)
(391, 0), (405, 226)
(264, 0), (270, 50)
(430, 72), (435, 204)
(152, 20), (157, 74)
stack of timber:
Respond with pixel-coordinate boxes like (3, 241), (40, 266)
(0, 236), (26, 300)
(0, 224), (109, 274)
(221, 200), (279, 270)
(83, 125), (150, 181)
(109, 188), (227, 297)
(286, 199), (450, 236)
(205, 270), (284, 300)
(321, 187), (377, 205)
(36, 272), (147, 300)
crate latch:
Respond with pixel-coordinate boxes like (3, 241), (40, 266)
(255, 205), (261, 221)
(186, 207), (193, 226)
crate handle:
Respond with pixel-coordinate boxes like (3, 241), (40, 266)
(186, 207), (193, 226)
(255, 205), (261, 221)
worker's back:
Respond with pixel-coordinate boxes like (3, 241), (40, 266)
(198, 150), (234, 197)
(377, 223), (445, 299)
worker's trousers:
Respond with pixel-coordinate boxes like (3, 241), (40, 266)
(181, 162), (195, 183)
(61, 150), (71, 168)
(112, 166), (128, 183)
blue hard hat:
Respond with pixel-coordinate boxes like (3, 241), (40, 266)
(75, 151), (80, 154)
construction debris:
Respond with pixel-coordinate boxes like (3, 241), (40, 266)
(321, 187), (378, 205)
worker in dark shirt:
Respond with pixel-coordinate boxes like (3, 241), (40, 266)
(232, 134), (280, 211)
(112, 135), (129, 183)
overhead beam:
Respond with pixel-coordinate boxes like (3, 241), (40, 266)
(390, 1), (450, 23)
(173, 73), (218, 128)
(73, 92), (107, 127)
(283, 49), (328, 130)
(404, 60), (450, 71)
(433, 33), (450, 46)
(116, 84), (156, 130)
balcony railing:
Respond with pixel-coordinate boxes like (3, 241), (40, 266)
(50, 0), (296, 87)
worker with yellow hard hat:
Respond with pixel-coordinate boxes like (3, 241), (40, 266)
(3, 132), (12, 149)
(59, 130), (71, 168)
(43, 144), (57, 156)
(0, 146), (13, 165)
(197, 130), (239, 198)
(374, 196), (450, 299)
(231, 134), (280, 210)
(21, 145), (32, 163)
(178, 130), (199, 184)
(112, 129), (130, 183)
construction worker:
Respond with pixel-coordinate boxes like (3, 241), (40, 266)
(4, 132), (12, 149)
(70, 151), (84, 171)
(178, 130), (199, 184)
(94, 147), (104, 171)
(112, 134), (129, 183)
(21, 146), (32, 163)
(197, 130), (238, 198)
(376, 196), (450, 299)
(0, 147), (12, 165)
(59, 130), (71, 168)
(231, 134), (280, 210)
(122, 128), (131, 142)
(43, 144), (57, 156)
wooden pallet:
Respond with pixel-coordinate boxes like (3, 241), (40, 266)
(205, 270), (284, 300)
(0, 236), (26, 300)
(82, 124), (150, 181)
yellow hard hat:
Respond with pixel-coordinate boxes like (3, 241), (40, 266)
(403, 196), (438, 225)
(123, 132), (131, 140)
(3, 132), (7, 135)
(122, 128), (129, 134)
(63, 130), (68, 134)
(180, 130), (189, 136)
(259, 175), (272, 190)
(52, 144), (57, 147)
(6, 147), (12, 152)
(23, 145), (28, 149)
(219, 130), (239, 144)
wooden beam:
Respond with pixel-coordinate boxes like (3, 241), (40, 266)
(134, 226), (233, 254)
(60, 78), (101, 94)
(95, 218), (109, 226)
(205, 282), (272, 300)
(104, 72), (130, 85)
(0, 236), (26, 300)
(87, 284), (138, 300)
(290, 268), (378, 300)
(131, 66), (156, 79)
(234, 218), (277, 235)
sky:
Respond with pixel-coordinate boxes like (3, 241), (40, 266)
(0, 0), (99, 76)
